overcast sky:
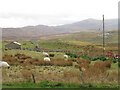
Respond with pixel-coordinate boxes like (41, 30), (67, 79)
(0, 0), (119, 28)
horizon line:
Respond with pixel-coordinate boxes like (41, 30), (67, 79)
(1, 18), (118, 28)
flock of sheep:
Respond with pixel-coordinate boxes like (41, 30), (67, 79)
(0, 51), (69, 68)
(43, 51), (68, 61)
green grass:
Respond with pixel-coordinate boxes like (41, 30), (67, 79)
(110, 63), (118, 70)
(2, 81), (81, 88)
(53, 31), (118, 44)
(2, 31), (118, 52)
(3, 49), (65, 59)
(2, 81), (119, 88)
(3, 40), (83, 52)
(3, 50), (43, 59)
(2, 30), (118, 50)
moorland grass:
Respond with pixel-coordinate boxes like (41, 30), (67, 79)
(2, 80), (119, 88)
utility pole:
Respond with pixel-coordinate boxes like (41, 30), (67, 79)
(103, 15), (105, 56)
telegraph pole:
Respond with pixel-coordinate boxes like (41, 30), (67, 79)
(103, 15), (105, 56)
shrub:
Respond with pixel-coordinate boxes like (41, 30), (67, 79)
(24, 59), (33, 65)
(118, 62), (120, 68)
(66, 53), (78, 58)
(81, 54), (91, 60)
(15, 53), (32, 60)
(92, 56), (107, 61)
(53, 59), (72, 66)
(75, 59), (90, 71)
(49, 54), (55, 57)
(34, 60), (53, 66)
(77, 59), (90, 64)
(70, 58), (77, 62)
(94, 61), (111, 69)
(3, 54), (18, 65)
(112, 58), (117, 63)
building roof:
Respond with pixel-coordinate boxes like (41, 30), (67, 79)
(13, 41), (21, 45)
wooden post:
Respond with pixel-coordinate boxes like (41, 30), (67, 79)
(31, 73), (36, 83)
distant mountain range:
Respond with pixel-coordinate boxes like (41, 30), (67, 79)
(2, 18), (117, 40)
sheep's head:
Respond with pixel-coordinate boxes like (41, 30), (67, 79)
(8, 66), (10, 69)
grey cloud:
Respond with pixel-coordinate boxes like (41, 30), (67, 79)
(0, 13), (70, 19)
(0, 13), (78, 27)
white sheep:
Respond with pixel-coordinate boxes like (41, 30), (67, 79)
(44, 57), (51, 61)
(43, 52), (49, 57)
(0, 61), (10, 68)
(64, 54), (68, 59)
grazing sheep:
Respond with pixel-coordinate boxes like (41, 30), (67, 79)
(44, 57), (51, 61)
(0, 61), (10, 69)
(64, 55), (68, 60)
(43, 52), (49, 57)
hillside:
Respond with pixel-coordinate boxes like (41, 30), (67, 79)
(2, 18), (117, 40)
(59, 18), (117, 31)
(45, 30), (118, 44)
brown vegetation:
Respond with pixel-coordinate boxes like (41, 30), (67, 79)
(94, 61), (112, 69)
(2, 53), (118, 85)
(2, 54), (73, 66)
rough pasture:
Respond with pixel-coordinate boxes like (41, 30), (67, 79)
(2, 53), (118, 86)
(2, 54), (73, 67)
(1, 39), (119, 88)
